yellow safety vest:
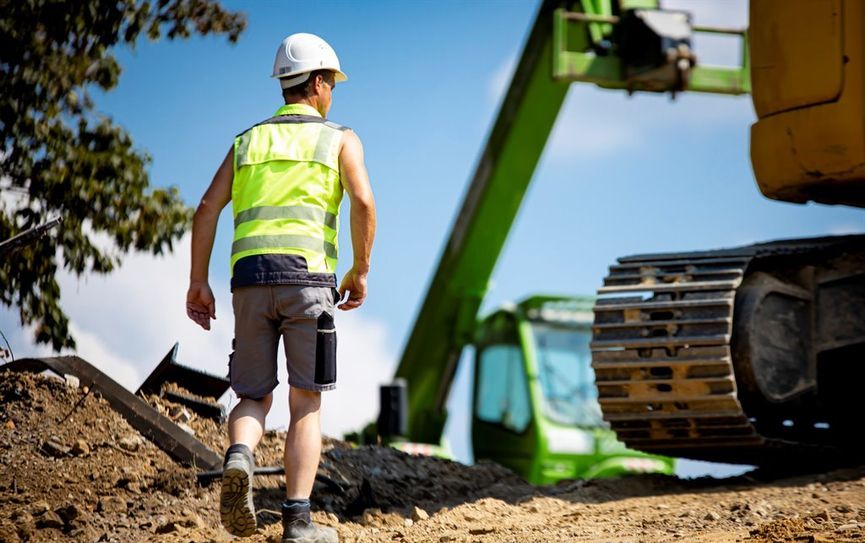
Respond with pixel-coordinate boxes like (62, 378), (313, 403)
(231, 104), (346, 275)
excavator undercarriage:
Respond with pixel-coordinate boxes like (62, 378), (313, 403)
(592, 235), (865, 466)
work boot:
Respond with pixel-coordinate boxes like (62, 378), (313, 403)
(281, 500), (338, 543)
(220, 443), (257, 537)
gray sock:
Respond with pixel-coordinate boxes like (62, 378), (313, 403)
(282, 499), (311, 521)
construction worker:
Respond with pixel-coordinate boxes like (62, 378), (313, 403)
(186, 33), (375, 543)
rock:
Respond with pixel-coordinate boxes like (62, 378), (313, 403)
(34, 511), (64, 530)
(63, 374), (80, 389)
(813, 510), (830, 522)
(55, 504), (80, 523)
(40, 438), (70, 458)
(177, 511), (204, 529)
(70, 439), (90, 456)
(439, 536), (455, 543)
(11, 510), (32, 524)
(4, 420), (15, 430)
(97, 496), (127, 514)
(837, 523), (859, 531)
(117, 436), (143, 452)
(403, 518), (414, 527)
(54, 503), (83, 524)
(411, 506), (429, 522)
(704, 511), (720, 521)
(835, 504), (853, 514)
(679, 510), (693, 518)
(155, 521), (179, 534)
(115, 466), (140, 488)
(31, 501), (50, 515)
(361, 508), (383, 526)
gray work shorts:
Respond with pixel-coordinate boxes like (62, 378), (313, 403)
(229, 285), (337, 398)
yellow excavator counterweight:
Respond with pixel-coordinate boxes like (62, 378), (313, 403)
(750, 0), (865, 207)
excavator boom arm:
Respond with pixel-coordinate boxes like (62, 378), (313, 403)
(395, 0), (570, 443)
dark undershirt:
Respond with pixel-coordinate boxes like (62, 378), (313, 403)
(231, 254), (336, 290)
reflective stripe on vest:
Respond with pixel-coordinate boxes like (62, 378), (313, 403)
(231, 104), (347, 276)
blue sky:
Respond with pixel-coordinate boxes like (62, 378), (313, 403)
(3, 1), (863, 475)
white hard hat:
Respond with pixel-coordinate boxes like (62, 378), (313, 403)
(272, 33), (347, 90)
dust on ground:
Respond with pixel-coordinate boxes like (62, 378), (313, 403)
(1, 371), (864, 543)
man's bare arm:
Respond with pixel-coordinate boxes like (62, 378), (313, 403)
(187, 147), (233, 330)
(337, 130), (376, 310)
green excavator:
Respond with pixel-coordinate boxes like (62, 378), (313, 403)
(372, 0), (864, 482)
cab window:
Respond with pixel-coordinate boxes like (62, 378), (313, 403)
(475, 344), (531, 433)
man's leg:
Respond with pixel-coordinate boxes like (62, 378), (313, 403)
(229, 393), (274, 449)
(281, 386), (337, 542)
(284, 387), (321, 498)
(277, 286), (338, 542)
(221, 394), (273, 537)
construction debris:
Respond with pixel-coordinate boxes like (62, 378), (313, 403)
(1, 369), (865, 543)
(4, 355), (222, 469)
(136, 344), (229, 421)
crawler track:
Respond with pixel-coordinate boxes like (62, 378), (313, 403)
(592, 235), (865, 465)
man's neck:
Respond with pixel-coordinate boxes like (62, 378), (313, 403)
(287, 98), (322, 116)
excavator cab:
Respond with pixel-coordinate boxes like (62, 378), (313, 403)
(471, 296), (673, 484)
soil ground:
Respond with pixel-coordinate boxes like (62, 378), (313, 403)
(1, 371), (863, 543)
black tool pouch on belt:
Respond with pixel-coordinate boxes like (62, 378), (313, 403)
(227, 338), (236, 380)
(315, 313), (337, 385)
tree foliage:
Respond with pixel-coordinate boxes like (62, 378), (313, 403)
(0, 0), (246, 350)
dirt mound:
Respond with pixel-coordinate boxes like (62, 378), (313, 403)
(2, 369), (864, 543)
(0, 371), (530, 542)
(0, 371), (221, 543)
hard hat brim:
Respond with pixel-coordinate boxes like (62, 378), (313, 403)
(273, 68), (348, 83)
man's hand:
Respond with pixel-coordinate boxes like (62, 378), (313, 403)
(337, 267), (368, 311)
(187, 280), (216, 330)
